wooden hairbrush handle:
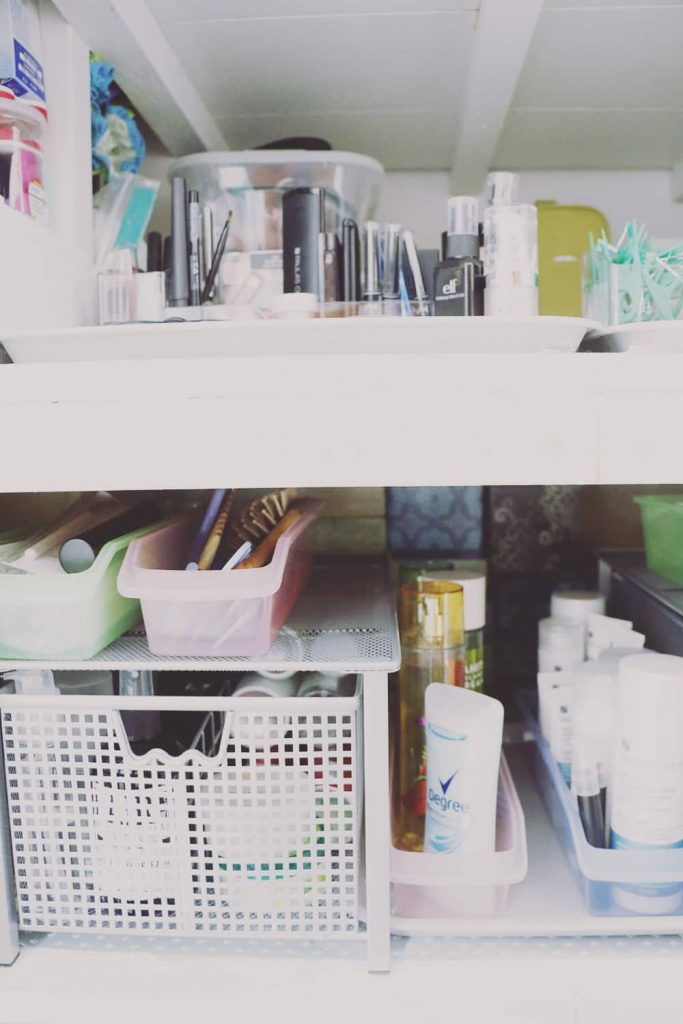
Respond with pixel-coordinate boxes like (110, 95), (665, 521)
(234, 508), (302, 570)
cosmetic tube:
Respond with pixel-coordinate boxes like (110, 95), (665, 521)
(538, 617), (584, 672)
(537, 671), (574, 785)
(169, 177), (190, 307)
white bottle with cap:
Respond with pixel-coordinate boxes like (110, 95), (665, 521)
(551, 590), (606, 623)
(538, 617), (585, 672)
(420, 569), (486, 691)
(573, 660), (618, 802)
(483, 174), (538, 317)
(551, 589), (605, 656)
(610, 653), (683, 913)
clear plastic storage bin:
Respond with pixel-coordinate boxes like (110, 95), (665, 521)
(634, 494), (683, 585)
(0, 679), (361, 937)
(391, 754), (527, 923)
(518, 690), (683, 916)
(117, 502), (320, 657)
(168, 150), (384, 253)
(0, 525), (154, 660)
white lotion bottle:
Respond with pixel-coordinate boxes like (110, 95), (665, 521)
(610, 653), (683, 913)
(424, 683), (503, 856)
(538, 618), (584, 673)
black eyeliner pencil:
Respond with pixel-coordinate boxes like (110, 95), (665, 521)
(201, 211), (233, 305)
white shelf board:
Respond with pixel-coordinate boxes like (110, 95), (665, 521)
(1, 316), (593, 362)
(0, 564), (401, 674)
(1, 343), (683, 489)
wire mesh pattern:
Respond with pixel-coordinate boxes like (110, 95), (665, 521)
(1, 695), (360, 938)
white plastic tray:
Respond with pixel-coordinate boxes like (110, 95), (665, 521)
(597, 321), (683, 352)
(1, 316), (598, 362)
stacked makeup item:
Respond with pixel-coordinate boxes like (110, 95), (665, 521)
(277, 171), (538, 319)
(103, 164), (540, 323)
(535, 588), (683, 857)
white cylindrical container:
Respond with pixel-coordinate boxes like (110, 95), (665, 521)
(297, 673), (341, 698)
(551, 590), (606, 625)
(551, 590), (606, 658)
(231, 672), (298, 750)
(537, 672), (574, 784)
(573, 661), (618, 799)
(55, 670), (114, 696)
(424, 683), (503, 856)
(232, 673), (298, 699)
(538, 617), (584, 672)
(610, 654), (683, 913)
(483, 203), (538, 317)
(257, 668), (298, 681)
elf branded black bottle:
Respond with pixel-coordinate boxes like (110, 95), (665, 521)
(433, 196), (484, 316)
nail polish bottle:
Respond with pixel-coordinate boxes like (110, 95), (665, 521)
(433, 196), (484, 316)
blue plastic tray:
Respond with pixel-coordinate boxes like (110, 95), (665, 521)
(518, 690), (683, 917)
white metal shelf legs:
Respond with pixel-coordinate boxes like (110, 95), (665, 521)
(0, 730), (18, 966)
(362, 672), (391, 972)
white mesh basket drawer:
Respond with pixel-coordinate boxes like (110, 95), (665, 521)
(0, 688), (361, 938)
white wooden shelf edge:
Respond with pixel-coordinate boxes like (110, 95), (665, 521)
(0, 350), (680, 488)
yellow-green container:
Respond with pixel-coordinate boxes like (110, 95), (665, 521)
(537, 202), (610, 316)
(635, 495), (683, 585)
(0, 523), (160, 660)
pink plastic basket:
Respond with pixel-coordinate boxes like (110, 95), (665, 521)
(391, 753), (527, 920)
(117, 501), (320, 656)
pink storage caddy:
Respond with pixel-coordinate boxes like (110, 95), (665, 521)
(391, 753), (527, 922)
(117, 500), (320, 656)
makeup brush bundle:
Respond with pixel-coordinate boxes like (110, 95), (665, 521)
(186, 488), (302, 572)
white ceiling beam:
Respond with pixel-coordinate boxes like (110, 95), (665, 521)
(50, 0), (227, 156)
(450, 0), (545, 195)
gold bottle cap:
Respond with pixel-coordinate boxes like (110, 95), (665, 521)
(399, 579), (464, 649)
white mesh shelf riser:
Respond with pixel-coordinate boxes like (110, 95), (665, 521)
(0, 689), (361, 939)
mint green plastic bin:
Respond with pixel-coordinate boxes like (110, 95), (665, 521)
(0, 524), (159, 660)
(635, 495), (683, 585)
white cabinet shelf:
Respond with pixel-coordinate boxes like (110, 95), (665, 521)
(4, 744), (683, 1023)
(0, 346), (681, 489)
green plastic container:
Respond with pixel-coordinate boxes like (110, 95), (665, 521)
(635, 495), (683, 585)
(0, 524), (159, 660)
